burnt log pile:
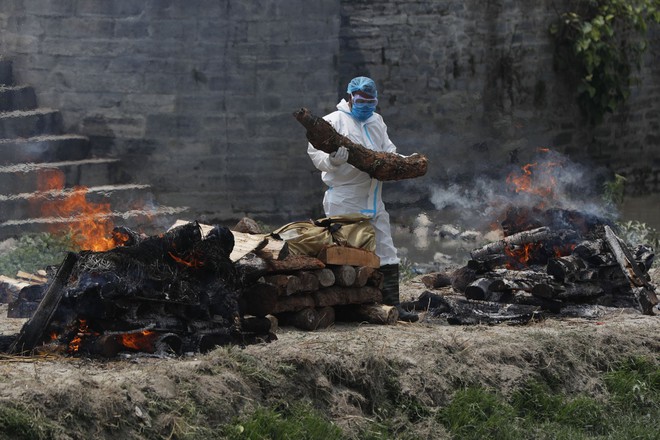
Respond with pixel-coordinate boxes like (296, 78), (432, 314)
(1, 219), (396, 357)
(409, 208), (659, 323)
(6, 222), (257, 357)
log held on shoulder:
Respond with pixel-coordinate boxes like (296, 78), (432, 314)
(293, 107), (428, 181)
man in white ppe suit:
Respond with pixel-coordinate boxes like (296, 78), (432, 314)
(307, 76), (419, 322)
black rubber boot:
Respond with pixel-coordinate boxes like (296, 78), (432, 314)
(380, 264), (419, 323)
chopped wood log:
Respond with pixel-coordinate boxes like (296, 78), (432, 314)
(633, 244), (655, 272)
(451, 266), (478, 292)
(421, 272), (452, 289)
(464, 278), (498, 300)
(318, 245), (380, 268)
(299, 271), (320, 292)
(547, 255), (588, 283)
(314, 268), (336, 288)
(263, 274), (302, 296)
(471, 227), (549, 260)
(369, 269), (384, 289)
(267, 255), (326, 273)
(294, 107), (428, 181)
(332, 265), (357, 287)
(604, 225), (659, 314)
(266, 314), (278, 333)
(508, 291), (562, 313)
(354, 266), (375, 287)
(335, 304), (398, 325)
(467, 255), (509, 272)
(237, 254), (326, 279)
(314, 285), (382, 307)
(10, 252), (78, 354)
(272, 294), (316, 314)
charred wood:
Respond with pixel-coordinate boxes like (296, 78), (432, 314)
(421, 272), (453, 289)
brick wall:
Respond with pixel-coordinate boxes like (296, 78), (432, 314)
(1, 0), (658, 226)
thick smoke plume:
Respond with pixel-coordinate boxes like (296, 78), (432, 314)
(429, 148), (615, 232)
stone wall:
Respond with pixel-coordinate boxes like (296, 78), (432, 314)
(0, 0), (340, 224)
(1, 0), (658, 226)
(339, 0), (660, 209)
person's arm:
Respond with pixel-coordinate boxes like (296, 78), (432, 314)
(308, 143), (345, 171)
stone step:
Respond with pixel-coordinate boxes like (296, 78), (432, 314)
(0, 59), (12, 86)
(0, 109), (63, 139)
(0, 158), (122, 194)
(0, 183), (155, 222)
(0, 205), (190, 241)
(0, 85), (37, 112)
(0, 134), (91, 165)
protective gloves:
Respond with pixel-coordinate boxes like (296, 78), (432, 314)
(329, 146), (349, 166)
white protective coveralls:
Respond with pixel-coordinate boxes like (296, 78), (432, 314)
(307, 98), (400, 265)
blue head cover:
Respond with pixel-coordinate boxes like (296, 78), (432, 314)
(347, 77), (378, 121)
(346, 76), (378, 98)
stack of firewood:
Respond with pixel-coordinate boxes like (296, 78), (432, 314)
(231, 228), (398, 330)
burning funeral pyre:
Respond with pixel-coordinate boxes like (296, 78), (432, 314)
(406, 150), (659, 323)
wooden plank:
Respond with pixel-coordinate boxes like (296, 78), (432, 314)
(230, 231), (268, 263)
(318, 245), (380, 268)
(9, 252), (78, 354)
(15, 271), (48, 285)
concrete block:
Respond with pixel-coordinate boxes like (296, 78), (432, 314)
(0, 59), (13, 86)
(0, 109), (63, 139)
(0, 85), (37, 111)
(0, 134), (90, 165)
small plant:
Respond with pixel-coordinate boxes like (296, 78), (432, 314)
(550, 0), (660, 124)
(602, 173), (627, 207)
(616, 219), (660, 249)
(0, 232), (78, 277)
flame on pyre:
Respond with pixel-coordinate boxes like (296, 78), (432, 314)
(35, 169), (120, 251)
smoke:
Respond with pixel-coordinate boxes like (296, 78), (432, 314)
(428, 148), (616, 232)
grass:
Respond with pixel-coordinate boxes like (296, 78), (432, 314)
(436, 356), (660, 440)
(221, 403), (344, 440)
(0, 403), (61, 440)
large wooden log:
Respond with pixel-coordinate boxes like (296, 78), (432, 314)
(354, 266), (375, 287)
(332, 265), (357, 287)
(314, 268), (336, 288)
(335, 304), (399, 325)
(272, 285), (382, 314)
(421, 272), (452, 289)
(293, 107), (428, 181)
(603, 226), (659, 314)
(470, 227), (551, 260)
(9, 252), (78, 354)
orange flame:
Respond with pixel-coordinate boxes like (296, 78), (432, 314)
(168, 251), (204, 268)
(67, 319), (96, 353)
(36, 169), (117, 251)
(119, 330), (158, 351)
(506, 149), (561, 199)
(505, 243), (541, 268)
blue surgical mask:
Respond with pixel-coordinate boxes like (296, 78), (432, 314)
(351, 101), (377, 121)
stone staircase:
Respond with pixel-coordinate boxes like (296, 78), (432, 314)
(0, 57), (187, 241)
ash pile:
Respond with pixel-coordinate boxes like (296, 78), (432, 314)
(407, 206), (659, 324)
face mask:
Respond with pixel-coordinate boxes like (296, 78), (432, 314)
(351, 101), (377, 121)
(350, 95), (377, 121)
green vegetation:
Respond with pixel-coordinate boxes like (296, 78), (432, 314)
(222, 404), (343, 440)
(437, 357), (660, 440)
(0, 403), (61, 440)
(551, 0), (660, 124)
(0, 232), (77, 277)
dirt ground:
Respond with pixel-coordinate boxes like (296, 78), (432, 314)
(0, 273), (658, 439)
